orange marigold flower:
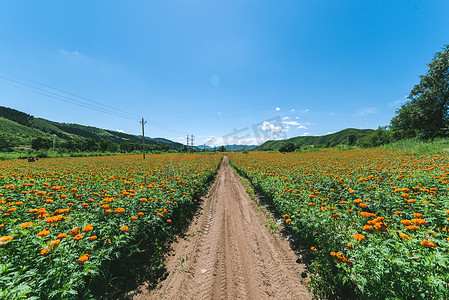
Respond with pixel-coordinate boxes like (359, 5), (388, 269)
(401, 193), (410, 198)
(311, 246), (317, 252)
(394, 211), (403, 215)
(66, 202), (73, 206)
(359, 203), (368, 208)
(167, 219), (172, 223)
(104, 209), (112, 214)
(157, 213), (163, 217)
(57, 233), (67, 239)
(82, 224), (93, 233)
(331, 213), (339, 218)
(138, 212), (144, 216)
(48, 239), (60, 247)
(413, 213), (424, 219)
(374, 222), (388, 232)
(60, 194), (68, 199)
(101, 204), (110, 209)
(140, 198), (148, 202)
(286, 218), (292, 224)
(131, 216), (138, 221)
(398, 232), (411, 240)
(421, 240), (436, 248)
(120, 225), (129, 232)
(20, 222), (34, 229)
(412, 219), (427, 226)
(37, 230), (50, 237)
(114, 207), (125, 214)
(405, 225), (420, 230)
(283, 214), (289, 219)
(400, 220), (412, 226)
(360, 212), (376, 218)
(0, 236), (13, 243)
(73, 234), (84, 241)
(89, 235), (97, 241)
(78, 254), (90, 263)
(330, 251), (336, 256)
(354, 199), (363, 204)
(69, 228), (80, 236)
(363, 225), (373, 231)
(353, 233), (365, 242)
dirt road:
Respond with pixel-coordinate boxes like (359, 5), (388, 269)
(130, 156), (312, 300)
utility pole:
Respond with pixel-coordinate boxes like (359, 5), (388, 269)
(190, 135), (194, 151)
(186, 135), (190, 153)
(140, 118), (147, 159)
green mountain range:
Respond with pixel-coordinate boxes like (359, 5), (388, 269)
(253, 128), (375, 151)
(0, 106), (184, 150)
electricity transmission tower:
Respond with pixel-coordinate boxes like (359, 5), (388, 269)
(140, 118), (147, 159)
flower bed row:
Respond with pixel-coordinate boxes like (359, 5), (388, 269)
(229, 150), (449, 299)
(0, 154), (221, 299)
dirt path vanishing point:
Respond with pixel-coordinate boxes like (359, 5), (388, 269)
(129, 156), (312, 300)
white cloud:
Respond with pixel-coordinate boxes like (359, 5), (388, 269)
(276, 107), (281, 111)
(116, 129), (126, 133)
(282, 121), (300, 126)
(301, 132), (310, 136)
(291, 109), (295, 112)
(282, 116), (289, 120)
(297, 125), (307, 129)
(262, 121), (284, 133)
(326, 131), (336, 135)
(295, 116), (299, 119)
(356, 107), (378, 116)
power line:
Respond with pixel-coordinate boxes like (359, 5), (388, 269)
(0, 72), (187, 136)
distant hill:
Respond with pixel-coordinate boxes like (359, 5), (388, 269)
(0, 106), (184, 150)
(253, 128), (375, 151)
(223, 144), (257, 151)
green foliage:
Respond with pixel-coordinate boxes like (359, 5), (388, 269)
(31, 137), (53, 151)
(357, 127), (393, 148)
(254, 128), (374, 151)
(279, 142), (296, 152)
(391, 45), (449, 140)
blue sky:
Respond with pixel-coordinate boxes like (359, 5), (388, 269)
(0, 1), (448, 146)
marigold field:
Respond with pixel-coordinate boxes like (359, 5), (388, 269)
(0, 154), (221, 299)
(229, 149), (449, 299)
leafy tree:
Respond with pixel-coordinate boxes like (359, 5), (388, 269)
(83, 139), (99, 151)
(391, 45), (449, 139)
(99, 139), (119, 152)
(218, 146), (226, 152)
(0, 136), (13, 152)
(31, 137), (52, 150)
(357, 127), (393, 148)
(279, 142), (295, 152)
(62, 140), (79, 151)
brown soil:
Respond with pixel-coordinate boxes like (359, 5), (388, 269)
(128, 156), (312, 300)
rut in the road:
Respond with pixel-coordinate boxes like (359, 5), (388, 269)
(129, 156), (312, 300)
